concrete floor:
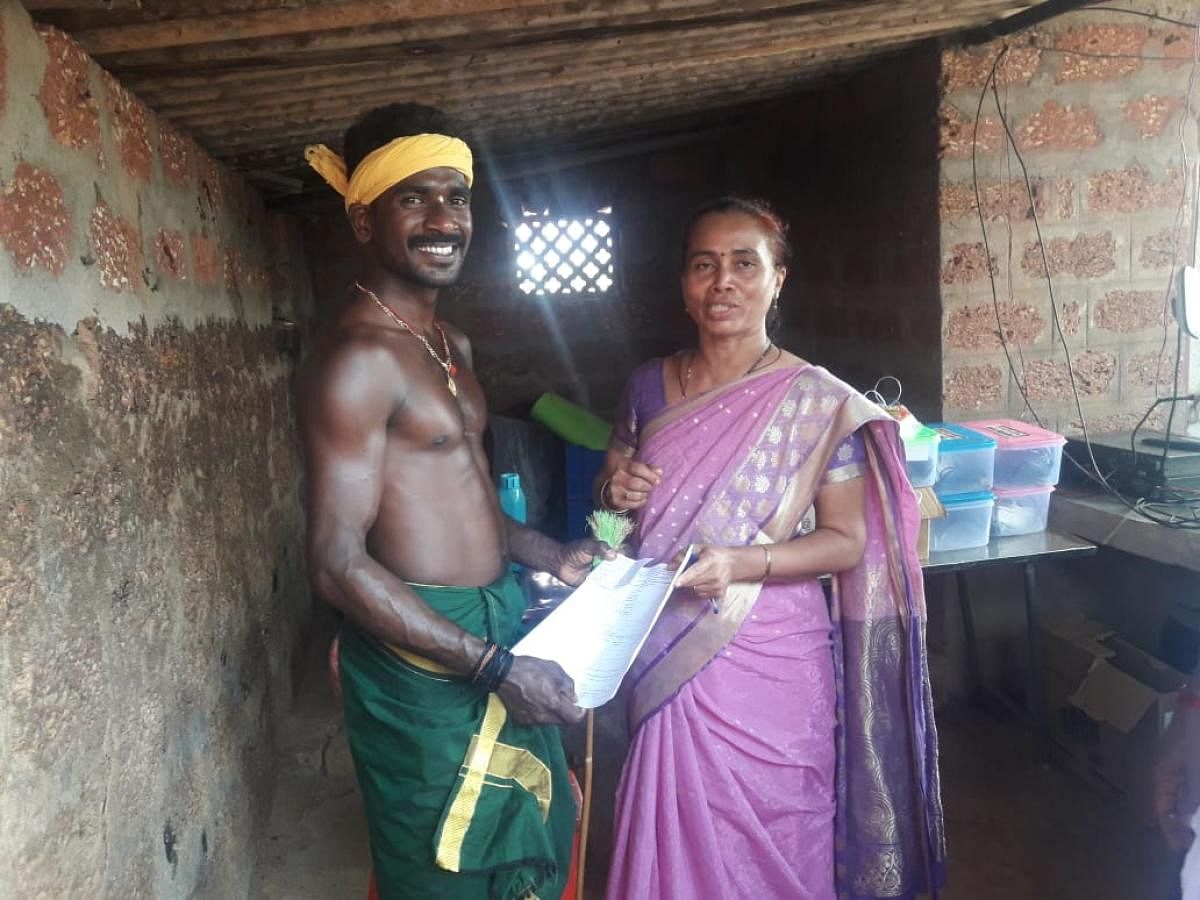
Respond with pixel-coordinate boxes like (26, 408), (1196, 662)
(250, 625), (1180, 900)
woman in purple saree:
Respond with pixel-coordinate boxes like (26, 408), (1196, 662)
(596, 198), (945, 899)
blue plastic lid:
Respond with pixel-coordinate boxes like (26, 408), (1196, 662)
(937, 490), (995, 506)
(928, 422), (997, 452)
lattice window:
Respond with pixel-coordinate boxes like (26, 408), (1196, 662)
(513, 209), (614, 295)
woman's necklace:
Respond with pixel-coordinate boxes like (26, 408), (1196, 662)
(354, 281), (459, 397)
(679, 342), (776, 399)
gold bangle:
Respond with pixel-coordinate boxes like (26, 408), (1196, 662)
(761, 544), (773, 581)
(599, 476), (617, 511)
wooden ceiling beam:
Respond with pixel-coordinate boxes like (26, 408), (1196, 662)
(23, 0), (143, 9)
(170, 4), (963, 141)
(161, 23), (893, 127)
(136, 0), (1012, 112)
(71, 0), (561, 54)
(98, 0), (1011, 74)
(118, 0), (840, 90)
(201, 52), (870, 157)
(197, 62), (824, 150)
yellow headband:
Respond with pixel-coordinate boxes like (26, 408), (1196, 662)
(304, 133), (474, 212)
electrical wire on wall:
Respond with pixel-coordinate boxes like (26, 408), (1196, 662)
(967, 3), (1200, 528)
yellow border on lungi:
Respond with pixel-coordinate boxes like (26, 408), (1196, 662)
(436, 692), (508, 872)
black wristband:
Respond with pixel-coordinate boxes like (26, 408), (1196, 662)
(470, 641), (497, 685)
(493, 648), (515, 687)
(477, 645), (513, 693)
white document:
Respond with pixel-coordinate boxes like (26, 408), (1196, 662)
(1183, 807), (1200, 900)
(513, 547), (695, 708)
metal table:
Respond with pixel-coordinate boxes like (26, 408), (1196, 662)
(926, 531), (1097, 734)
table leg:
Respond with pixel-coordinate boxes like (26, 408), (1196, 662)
(956, 570), (982, 703)
(1023, 561), (1050, 761)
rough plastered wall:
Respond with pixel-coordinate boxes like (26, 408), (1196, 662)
(304, 42), (943, 421)
(0, 2), (314, 896)
(939, 2), (1198, 433)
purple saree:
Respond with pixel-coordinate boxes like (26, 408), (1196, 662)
(605, 361), (945, 900)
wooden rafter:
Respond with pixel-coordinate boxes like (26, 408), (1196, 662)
(17, 0), (1040, 197)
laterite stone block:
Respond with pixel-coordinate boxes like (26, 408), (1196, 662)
(0, 161), (71, 274)
(155, 229), (186, 281)
(90, 202), (142, 292)
(944, 363), (1005, 411)
(939, 103), (1003, 159)
(102, 72), (151, 183)
(1124, 95), (1184, 139)
(37, 27), (100, 155)
(1087, 165), (1184, 213)
(1021, 232), (1115, 279)
(946, 302), (1046, 350)
(941, 242), (995, 285)
(1026, 351), (1115, 401)
(1017, 101), (1102, 152)
(1055, 25), (1148, 82)
(1094, 289), (1165, 334)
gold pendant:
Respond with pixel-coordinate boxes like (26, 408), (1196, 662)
(447, 376), (458, 397)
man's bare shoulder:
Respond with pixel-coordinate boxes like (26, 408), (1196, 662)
(438, 318), (474, 367)
(298, 320), (407, 426)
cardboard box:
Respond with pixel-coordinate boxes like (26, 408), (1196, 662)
(1047, 624), (1188, 823)
(915, 487), (945, 561)
(1038, 613), (1113, 751)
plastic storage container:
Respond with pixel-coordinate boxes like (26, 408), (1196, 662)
(992, 485), (1054, 537)
(930, 423), (997, 495)
(564, 443), (606, 539)
(965, 418), (1066, 489)
(929, 491), (995, 552)
(903, 425), (941, 489)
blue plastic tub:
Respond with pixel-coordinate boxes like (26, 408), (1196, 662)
(930, 422), (997, 495)
(930, 490), (995, 552)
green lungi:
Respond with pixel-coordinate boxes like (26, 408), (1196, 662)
(339, 574), (574, 900)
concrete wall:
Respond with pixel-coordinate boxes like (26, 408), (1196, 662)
(303, 43), (944, 421)
(0, 2), (314, 896)
(939, 3), (1198, 432)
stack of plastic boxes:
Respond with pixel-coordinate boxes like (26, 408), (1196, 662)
(902, 425), (941, 489)
(927, 423), (997, 552)
(920, 418), (1068, 550)
(965, 419), (1067, 538)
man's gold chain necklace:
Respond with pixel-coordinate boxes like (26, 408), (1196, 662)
(354, 281), (459, 397)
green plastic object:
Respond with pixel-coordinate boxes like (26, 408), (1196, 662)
(904, 425), (940, 454)
(529, 393), (612, 451)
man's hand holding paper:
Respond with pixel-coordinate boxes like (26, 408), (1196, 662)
(513, 548), (694, 708)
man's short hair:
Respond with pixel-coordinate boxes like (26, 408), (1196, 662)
(342, 103), (465, 176)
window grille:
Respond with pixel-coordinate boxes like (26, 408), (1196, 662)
(513, 209), (614, 295)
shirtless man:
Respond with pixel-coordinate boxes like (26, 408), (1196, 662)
(297, 103), (603, 900)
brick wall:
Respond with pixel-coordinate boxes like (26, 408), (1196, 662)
(304, 44), (943, 421)
(0, 1), (314, 896)
(940, 4), (1196, 433)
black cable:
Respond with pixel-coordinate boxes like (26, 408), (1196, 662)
(1083, 4), (1195, 28)
(1153, 16), (1200, 472)
(971, 42), (1200, 528)
(990, 76), (1089, 440)
(1035, 46), (1173, 61)
(971, 47), (1046, 428)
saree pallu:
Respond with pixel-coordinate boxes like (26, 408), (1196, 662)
(339, 575), (574, 900)
(607, 365), (945, 900)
